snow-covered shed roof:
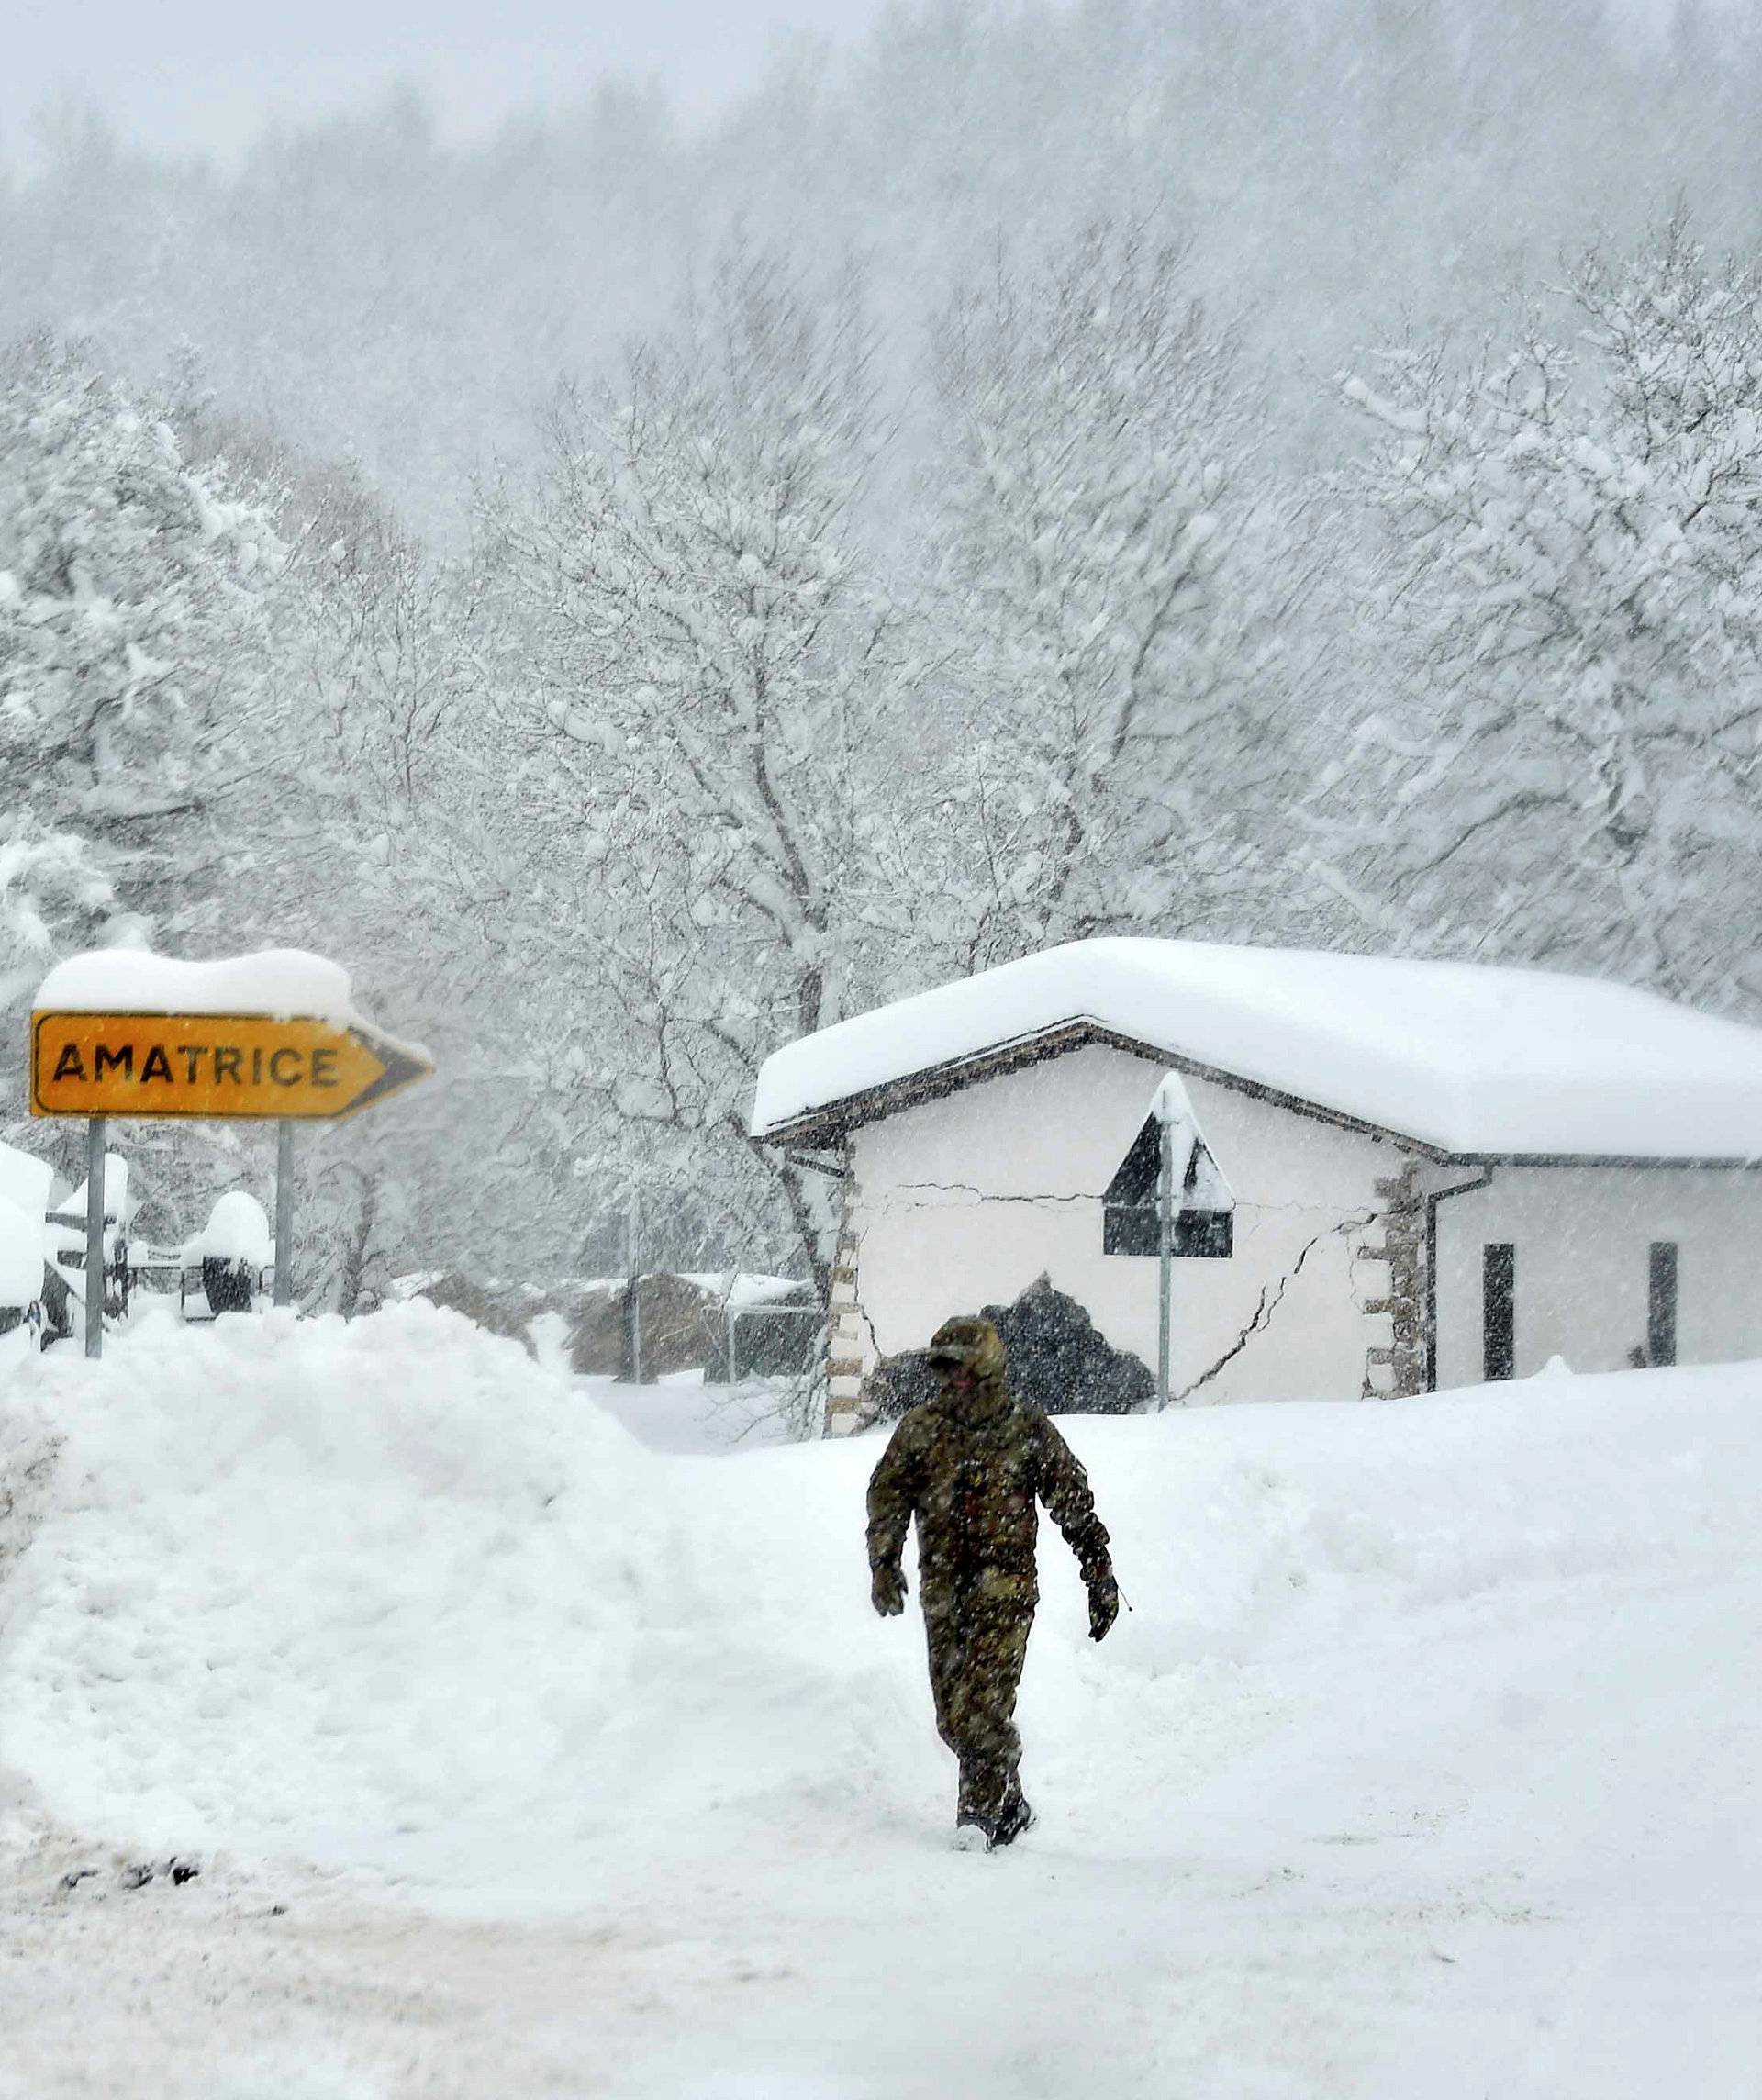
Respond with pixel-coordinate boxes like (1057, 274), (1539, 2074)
(751, 939), (1762, 1163)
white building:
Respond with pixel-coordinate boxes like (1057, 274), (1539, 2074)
(750, 940), (1762, 1432)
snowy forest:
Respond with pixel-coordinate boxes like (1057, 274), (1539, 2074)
(5, 0), (1761, 1300)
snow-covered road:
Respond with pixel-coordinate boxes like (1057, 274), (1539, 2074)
(2, 1309), (1758, 2097)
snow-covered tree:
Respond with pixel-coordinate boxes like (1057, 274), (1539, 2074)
(1329, 220), (1762, 1008)
(170, 408), (528, 1302)
(479, 249), (904, 1285)
(0, 339), (286, 856)
(0, 337), (294, 1183)
(0, 352), (486, 1281)
(919, 227), (1310, 961)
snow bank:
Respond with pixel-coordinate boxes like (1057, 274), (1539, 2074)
(4, 1301), (1762, 1914)
(752, 936), (1762, 1159)
(34, 947), (356, 1022)
(0, 1139), (52, 1226)
(0, 1303), (652, 1867)
(0, 1194), (42, 1309)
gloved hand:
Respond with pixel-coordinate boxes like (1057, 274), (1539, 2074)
(1087, 1571), (1120, 1643)
(872, 1563), (907, 1617)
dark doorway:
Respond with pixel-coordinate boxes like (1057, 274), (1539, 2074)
(1483, 1243), (1515, 1381)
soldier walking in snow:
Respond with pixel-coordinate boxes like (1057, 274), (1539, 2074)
(866, 1313), (1119, 1850)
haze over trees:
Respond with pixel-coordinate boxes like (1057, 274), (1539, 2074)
(2, 0), (1757, 1294)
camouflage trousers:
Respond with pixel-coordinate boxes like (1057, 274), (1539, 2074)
(923, 1602), (1033, 1826)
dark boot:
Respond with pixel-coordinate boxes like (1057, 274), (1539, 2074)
(986, 1790), (1035, 1851)
(953, 1762), (992, 1849)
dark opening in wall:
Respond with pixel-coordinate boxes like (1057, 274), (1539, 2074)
(1647, 1242), (1678, 1368)
(1483, 1242), (1515, 1381)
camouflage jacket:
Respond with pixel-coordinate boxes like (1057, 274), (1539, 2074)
(866, 1375), (1113, 1614)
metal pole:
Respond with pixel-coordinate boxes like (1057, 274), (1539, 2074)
(627, 1186), (643, 1386)
(274, 1119), (295, 1308)
(85, 1116), (106, 1360)
(1156, 1111), (1174, 1410)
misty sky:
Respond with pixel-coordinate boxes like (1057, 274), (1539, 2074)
(2, 0), (894, 162)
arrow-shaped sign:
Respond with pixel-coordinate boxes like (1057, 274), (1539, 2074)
(30, 1011), (435, 1123)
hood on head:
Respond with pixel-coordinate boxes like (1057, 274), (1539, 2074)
(925, 1314), (1006, 1387)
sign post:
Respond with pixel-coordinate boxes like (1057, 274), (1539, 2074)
(626, 1187), (644, 1386)
(85, 1115), (106, 1360)
(274, 1119), (296, 1308)
(1156, 1112), (1174, 1411)
(30, 1000), (433, 1357)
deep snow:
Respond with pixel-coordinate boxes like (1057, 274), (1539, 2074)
(1, 1305), (1760, 2096)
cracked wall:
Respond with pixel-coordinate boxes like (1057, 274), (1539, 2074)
(839, 1044), (1407, 1406)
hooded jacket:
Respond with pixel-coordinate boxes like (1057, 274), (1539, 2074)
(865, 1317), (1113, 1615)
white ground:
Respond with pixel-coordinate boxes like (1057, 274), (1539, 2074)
(1, 1305), (1759, 2097)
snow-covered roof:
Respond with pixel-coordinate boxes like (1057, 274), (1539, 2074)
(681, 1271), (812, 1309)
(751, 938), (1762, 1163)
(34, 947), (356, 1022)
(547, 1272), (809, 1305)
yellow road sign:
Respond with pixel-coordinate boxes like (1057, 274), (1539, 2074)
(30, 1011), (434, 1122)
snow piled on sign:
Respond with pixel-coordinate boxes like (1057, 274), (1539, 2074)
(752, 936), (1762, 1160)
(33, 947), (357, 1022)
